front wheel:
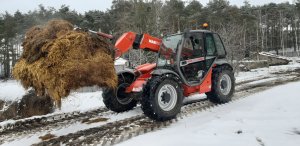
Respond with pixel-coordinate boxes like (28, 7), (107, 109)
(206, 65), (235, 103)
(141, 75), (183, 121)
(102, 75), (137, 112)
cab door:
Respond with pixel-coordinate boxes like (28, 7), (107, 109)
(204, 33), (218, 71)
(178, 32), (217, 85)
(179, 32), (206, 84)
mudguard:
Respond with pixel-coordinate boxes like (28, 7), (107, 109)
(214, 58), (233, 71)
(116, 68), (135, 82)
(151, 69), (180, 77)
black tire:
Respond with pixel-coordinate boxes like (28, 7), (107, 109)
(102, 75), (137, 112)
(141, 75), (183, 121)
(206, 65), (235, 103)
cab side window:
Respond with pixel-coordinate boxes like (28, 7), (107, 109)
(213, 33), (226, 57)
(205, 34), (216, 56)
(192, 34), (204, 57)
(182, 33), (204, 60)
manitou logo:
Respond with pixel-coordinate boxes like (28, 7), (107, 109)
(149, 39), (160, 45)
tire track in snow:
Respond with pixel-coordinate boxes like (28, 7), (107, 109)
(1, 71), (300, 145)
(32, 74), (300, 146)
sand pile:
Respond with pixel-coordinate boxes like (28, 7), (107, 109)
(13, 20), (117, 107)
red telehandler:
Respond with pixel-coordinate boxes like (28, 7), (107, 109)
(101, 26), (235, 121)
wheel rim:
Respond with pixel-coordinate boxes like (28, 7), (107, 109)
(220, 74), (232, 95)
(157, 84), (177, 111)
(116, 83), (133, 105)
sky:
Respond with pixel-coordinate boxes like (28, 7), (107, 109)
(0, 0), (294, 14)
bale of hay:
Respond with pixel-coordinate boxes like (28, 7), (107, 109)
(13, 19), (117, 107)
(21, 20), (74, 63)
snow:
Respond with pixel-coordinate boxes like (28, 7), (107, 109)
(183, 93), (206, 104)
(3, 109), (142, 146)
(235, 62), (300, 84)
(0, 91), (104, 126)
(0, 81), (104, 113)
(240, 60), (268, 63)
(269, 63), (300, 73)
(0, 61), (300, 145)
(57, 91), (104, 113)
(115, 57), (128, 66)
(259, 51), (293, 61)
(0, 80), (26, 101)
(235, 67), (270, 83)
(116, 81), (300, 146)
(1, 62), (300, 112)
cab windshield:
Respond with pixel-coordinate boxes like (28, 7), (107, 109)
(157, 34), (182, 67)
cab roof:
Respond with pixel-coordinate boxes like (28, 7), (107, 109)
(167, 29), (214, 36)
(189, 29), (213, 33)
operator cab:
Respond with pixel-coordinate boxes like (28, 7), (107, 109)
(157, 30), (227, 86)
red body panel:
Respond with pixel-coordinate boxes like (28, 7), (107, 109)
(135, 63), (156, 74)
(125, 63), (156, 93)
(199, 68), (212, 93)
(182, 68), (212, 97)
(182, 85), (199, 97)
(114, 32), (161, 58)
(125, 78), (147, 93)
(139, 33), (161, 52)
(126, 63), (213, 96)
(115, 32), (136, 56)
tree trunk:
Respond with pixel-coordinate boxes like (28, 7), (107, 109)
(243, 19), (246, 52)
(177, 16), (180, 33)
(292, 18), (297, 54)
(265, 14), (268, 52)
(256, 20), (259, 60)
(4, 43), (10, 78)
(294, 18), (299, 56)
(259, 10), (264, 51)
(280, 11), (285, 56)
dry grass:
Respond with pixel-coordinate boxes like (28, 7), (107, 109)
(82, 117), (109, 124)
(39, 133), (57, 141)
(13, 19), (117, 107)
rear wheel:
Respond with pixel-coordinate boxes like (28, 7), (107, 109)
(141, 75), (183, 121)
(206, 65), (235, 103)
(102, 75), (137, 112)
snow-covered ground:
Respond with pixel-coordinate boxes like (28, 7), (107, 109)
(116, 81), (300, 146)
(0, 80), (26, 101)
(59, 91), (104, 113)
(236, 62), (300, 83)
(0, 62), (300, 145)
(1, 62), (300, 114)
(3, 110), (142, 146)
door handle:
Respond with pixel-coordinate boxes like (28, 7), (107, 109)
(180, 61), (188, 66)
